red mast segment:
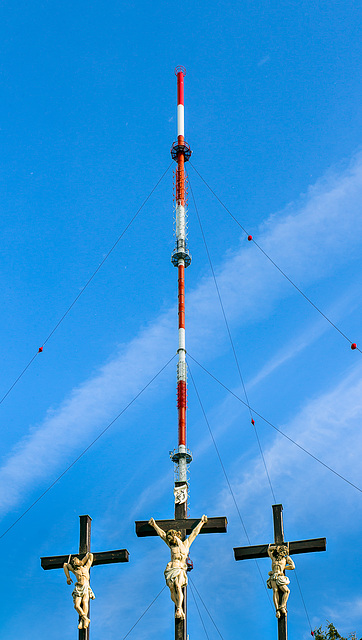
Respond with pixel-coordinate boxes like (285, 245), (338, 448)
(171, 67), (192, 482)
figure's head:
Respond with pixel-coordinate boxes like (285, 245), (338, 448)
(166, 529), (182, 545)
(271, 545), (289, 560)
(70, 556), (82, 568)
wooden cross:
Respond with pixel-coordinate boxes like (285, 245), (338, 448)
(41, 514), (129, 640)
(135, 481), (227, 640)
(233, 504), (326, 640)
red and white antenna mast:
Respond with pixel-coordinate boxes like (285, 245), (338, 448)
(171, 66), (192, 487)
(134, 75), (227, 639)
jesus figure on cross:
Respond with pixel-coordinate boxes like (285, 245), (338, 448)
(63, 552), (95, 630)
(267, 543), (295, 618)
(148, 515), (208, 619)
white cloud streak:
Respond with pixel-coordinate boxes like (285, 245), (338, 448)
(215, 360), (362, 541)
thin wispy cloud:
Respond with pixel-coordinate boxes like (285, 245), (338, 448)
(247, 285), (359, 390)
(216, 360), (362, 537)
(1, 153), (362, 517)
(257, 55), (271, 66)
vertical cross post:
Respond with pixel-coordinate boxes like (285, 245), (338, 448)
(174, 482), (187, 640)
(272, 505), (287, 640)
(79, 515), (92, 640)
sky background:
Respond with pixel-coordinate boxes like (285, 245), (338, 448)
(1, 1), (362, 638)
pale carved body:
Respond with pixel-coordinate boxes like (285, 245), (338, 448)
(267, 544), (295, 618)
(63, 552), (95, 629)
(149, 515), (208, 619)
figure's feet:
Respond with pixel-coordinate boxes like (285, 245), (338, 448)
(276, 610), (281, 619)
(280, 607), (287, 615)
(175, 607), (185, 619)
(78, 616), (90, 629)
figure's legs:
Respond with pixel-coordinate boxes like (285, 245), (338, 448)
(74, 595), (90, 629)
(279, 585), (290, 613)
(174, 575), (185, 619)
(82, 594), (90, 618)
(271, 585), (280, 617)
(166, 580), (178, 606)
(166, 575), (186, 619)
(81, 595), (90, 628)
(74, 596), (84, 617)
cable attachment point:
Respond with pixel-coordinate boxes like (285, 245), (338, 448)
(171, 141), (192, 162)
(170, 448), (193, 465)
(171, 239), (192, 267)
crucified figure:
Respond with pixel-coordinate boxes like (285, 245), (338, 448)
(149, 515), (208, 619)
(63, 552), (95, 629)
(267, 543), (295, 618)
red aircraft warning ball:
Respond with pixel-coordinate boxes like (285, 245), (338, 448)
(248, 235), (252, 241)
(351, 343), (357, 350)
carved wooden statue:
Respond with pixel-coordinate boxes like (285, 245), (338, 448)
(267, 543), (295, 618)
(148, 515), (208, 619)
(63, 553), (95, 630)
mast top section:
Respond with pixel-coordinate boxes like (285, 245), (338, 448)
(174, 66), (186, 76)
(171, 67), (192, 162)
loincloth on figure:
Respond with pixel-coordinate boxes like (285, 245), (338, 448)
(267, 572), (290, 589)
(164, 564), (187, 588)
(72, 582), (95, 601)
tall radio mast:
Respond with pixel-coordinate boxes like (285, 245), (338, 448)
(135, 69), (227, 640)
(170, 65), (192, 490)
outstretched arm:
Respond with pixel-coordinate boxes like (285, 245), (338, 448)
(267, 544), (276, 560)
(82, 552), (94, 569)
(149, 518), (167, 542)
(187, 515), (207, 548)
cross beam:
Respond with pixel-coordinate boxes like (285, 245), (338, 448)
(41, 515), (130, 640)
(233, 504), (326, 640)
(234, 538), (325, 561)
(135, 517), (227, 537)
(136, 484), (227, 640)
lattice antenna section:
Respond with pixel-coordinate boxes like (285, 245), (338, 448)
(173, 170), (189, 242)
(170, 448), (192, 486)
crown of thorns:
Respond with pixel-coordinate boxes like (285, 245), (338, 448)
(271, 545), (289, 558)
(166, 529), (182, 539)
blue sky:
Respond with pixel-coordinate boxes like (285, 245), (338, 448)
(1, 1), (362, 638)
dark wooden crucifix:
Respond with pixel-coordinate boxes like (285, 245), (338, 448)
(135, 481), (227, 640)
(41, 515), (129, 640)
(234, 504), (326, 640)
